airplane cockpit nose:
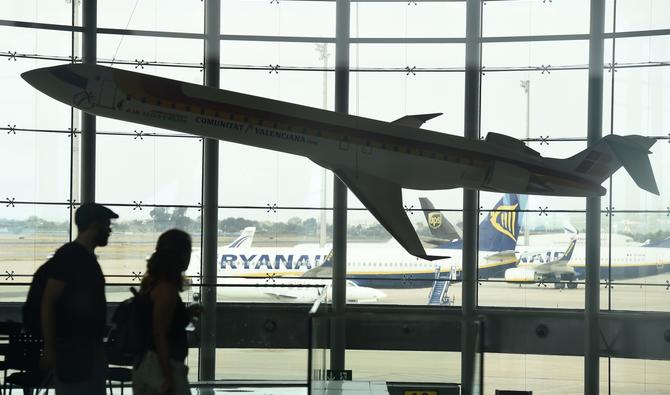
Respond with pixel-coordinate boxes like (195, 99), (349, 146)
(20, 65), (87, 102)
(20, 68), (49, 88)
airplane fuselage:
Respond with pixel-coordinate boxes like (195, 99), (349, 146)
(34, 64), (605, 197)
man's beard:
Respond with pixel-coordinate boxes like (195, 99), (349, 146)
(97, 234), (110, 247)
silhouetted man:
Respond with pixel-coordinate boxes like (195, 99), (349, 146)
(40, 203), (118, 394)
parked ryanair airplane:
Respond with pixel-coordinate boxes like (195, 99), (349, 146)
(498, 219), (670, 288)
(185, 195), (524, 291)
(507, 234), (670, 287)
(421, 195), (670, 287)
(504, 235), (579, 288)
(189, 239), (450, 289)
(187, 243), (386, 302)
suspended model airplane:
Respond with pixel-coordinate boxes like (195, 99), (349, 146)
(22, 64), (659, 260)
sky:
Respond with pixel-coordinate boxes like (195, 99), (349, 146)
(0, 0), (669, 224)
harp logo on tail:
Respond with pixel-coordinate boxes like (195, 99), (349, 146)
(489, 203), (519, 241)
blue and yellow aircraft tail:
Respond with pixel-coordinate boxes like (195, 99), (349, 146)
(479, 194), (525, 252)
(420, 194), (526, 252)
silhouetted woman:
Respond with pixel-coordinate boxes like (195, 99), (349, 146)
(133, 229), (198, 395)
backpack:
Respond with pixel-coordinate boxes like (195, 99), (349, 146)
(109, 287), (150, 358)
(22, 260), (53, 337)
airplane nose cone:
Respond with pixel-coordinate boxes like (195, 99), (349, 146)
(20, 64), (96, 106)
(21, 67), (52, 90)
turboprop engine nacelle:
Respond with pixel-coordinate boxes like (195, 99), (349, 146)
(504, 267), (540, 283)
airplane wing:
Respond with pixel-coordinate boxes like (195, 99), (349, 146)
(482, 250), (518, 270)
(333, 169), (445, 261)
(264, 292), (299, 300)
(301, 266), (332, 278)
(301, 249), (333, 278)
(484, 250), (518, 261)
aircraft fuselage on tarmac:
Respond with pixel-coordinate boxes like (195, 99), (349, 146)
(22, 64), (659, 260)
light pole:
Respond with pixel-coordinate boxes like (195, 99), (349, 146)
(520, 79), (530, 247)
(316, 44), (330, 247)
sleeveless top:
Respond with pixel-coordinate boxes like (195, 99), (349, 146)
(146, 288), (189, 362)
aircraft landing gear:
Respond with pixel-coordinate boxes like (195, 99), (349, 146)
(554, 282), (566, 289)
(562, 274), (578, 289)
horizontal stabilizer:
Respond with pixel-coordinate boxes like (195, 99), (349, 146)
(334, 170), (446, 261)
(566, 135), (658, 195)
(392, 113), (443, 129)
(606, 136), (659, 195)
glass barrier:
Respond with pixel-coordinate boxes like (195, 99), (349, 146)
(307, 306), (484, 395)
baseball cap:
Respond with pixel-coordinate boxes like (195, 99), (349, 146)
(75, 203), (119, 229)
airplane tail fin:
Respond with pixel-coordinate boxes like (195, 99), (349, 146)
(479, 194), (524, 252)
(557, 236), (578, 264)
(418, 197), (462, 241)
(301, 249), (333, 278)
(564, 135), (658, 195)
(226, 227), (256, 248)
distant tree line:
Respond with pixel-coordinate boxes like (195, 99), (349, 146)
(0, 217), (68, 233)
(0, 208), (401, 241)
(4, 209), (668, 245)
(219, 216), (396, 240)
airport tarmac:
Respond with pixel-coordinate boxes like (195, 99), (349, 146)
(2, 255), (669, 311)
(1, 255), (670, 393)
(178, 348), (670, 395)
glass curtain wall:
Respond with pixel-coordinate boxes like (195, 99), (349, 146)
(1, 0), (670, 392)
(479, 0), (670, 394)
